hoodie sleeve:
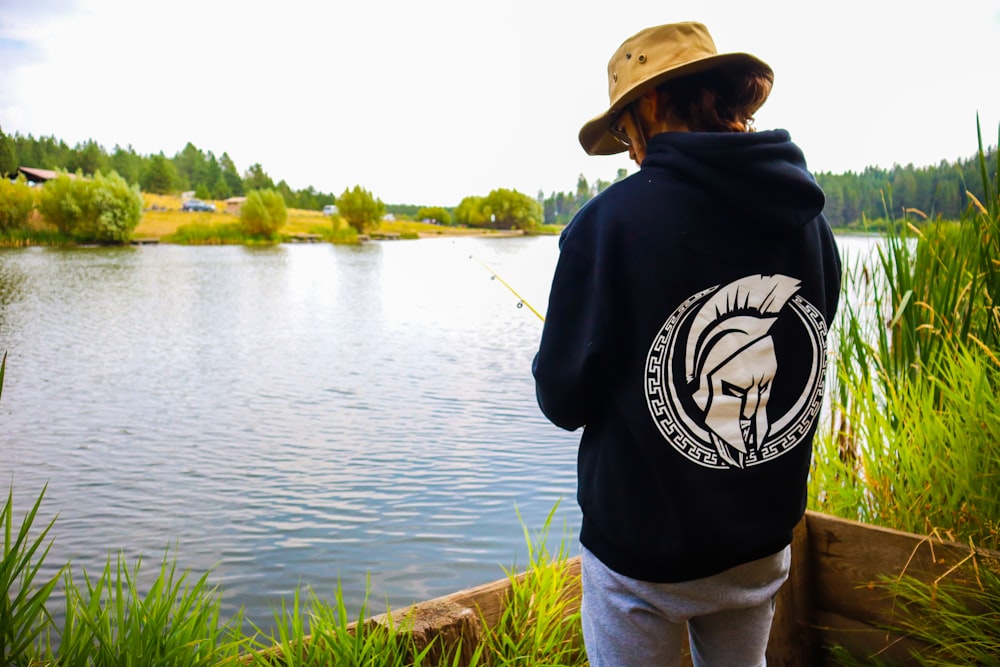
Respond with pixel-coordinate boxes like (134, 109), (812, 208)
(532, 218), (606, 431)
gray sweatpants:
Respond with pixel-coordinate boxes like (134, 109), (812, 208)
(580, 544), (791, 667)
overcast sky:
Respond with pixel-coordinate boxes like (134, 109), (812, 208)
(2, 0), (999, 206)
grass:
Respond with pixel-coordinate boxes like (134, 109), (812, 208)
(1, 485), (64, 666)
(134, 194), (535, 245)
(476, 504), (585, 666)
(3, 191), (554, 246)
(52, 551), (247, 666)
(810, 120), (1000, 663)
(1, 480), (585, 666)
(811, 122), (1000, 549)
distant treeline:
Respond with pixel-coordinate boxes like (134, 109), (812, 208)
(0, 131), (337, 212)
(1, 127), (995, 228)
(814, 147), (998, 230)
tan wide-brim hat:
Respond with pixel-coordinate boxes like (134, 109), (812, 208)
(579, 21), (773, 155)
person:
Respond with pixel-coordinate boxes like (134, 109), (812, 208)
(532, 21), (842, 667)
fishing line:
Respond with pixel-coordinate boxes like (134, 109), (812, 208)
(468, 254), (545, 321)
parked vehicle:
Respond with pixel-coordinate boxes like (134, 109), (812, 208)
(181, 199), (216, 212)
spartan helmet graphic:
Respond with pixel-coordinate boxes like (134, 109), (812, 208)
(684, 275), (801, 468)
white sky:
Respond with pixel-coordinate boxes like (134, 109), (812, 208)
(2, 0), (999, 206)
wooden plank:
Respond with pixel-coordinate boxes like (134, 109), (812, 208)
(805, 510), (992, 626)
(768, 515), (820, 666)
(814, 609), (930, 665)
(370, 560), (582, 667)
(246, 513), (996, 665)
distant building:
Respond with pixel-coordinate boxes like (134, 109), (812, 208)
(17, 167), (79, 185)
(225, 196), (247, 215)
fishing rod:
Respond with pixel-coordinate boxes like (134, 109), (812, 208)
(468, 255), (545, 322)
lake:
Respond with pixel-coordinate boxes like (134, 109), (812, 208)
(0, 233), (878, 630)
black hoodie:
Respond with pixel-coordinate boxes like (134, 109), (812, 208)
(533, 129), (842, 582)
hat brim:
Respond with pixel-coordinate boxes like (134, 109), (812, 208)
(579, 52), (772, 156)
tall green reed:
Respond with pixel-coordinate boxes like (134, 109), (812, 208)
(813, 122), (1000, 664)
(48, 550), (248, 666)
(243, 580), (440, 666)
(477, 503), (585, 667)
(812, 120), (1000, 549)
(3, 479), (584, 666)
(1, 485), (64, 666)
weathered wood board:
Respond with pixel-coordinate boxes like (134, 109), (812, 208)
(246, 511), (998, 666)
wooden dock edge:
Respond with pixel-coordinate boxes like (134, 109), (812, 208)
(801, 510), (999, 664)
(250, 512), (997, 665)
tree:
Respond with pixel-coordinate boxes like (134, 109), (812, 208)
(275, 179), (295, 208)
(456, 189), (540, 229)
(575, 174), (590, 209)
(453, 195), (488, 227)
(219, 152), (244, 196)
(243, 163), (274, 191)
(240, 188), (287, 237)
(0, 125), (18, 178)
(337, 185), (384, 233)
(141, 153), (178, 194)
(204, 152), (223, 195)
(415, 206), (451, 225)
(68, 139), (107, 176)
(82, 171), (144, 242)
(211, 174), (232, 200)
(0, 175), (34, 232)
(173, 142), (209, 192)
(109, 144), (142, 186)
(36, 170), (142, 243)
(35, 171), (90, 236)
(483, 188), (541, 230)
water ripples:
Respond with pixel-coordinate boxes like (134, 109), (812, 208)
(0, 238), (579, 627)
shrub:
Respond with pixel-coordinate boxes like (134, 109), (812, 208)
(82, 172), (143, 243)
(337, 185), (384, 233)
(35, 172), (88, 236)
(0, 176), (35, 232)
(415, 206), (452, 226)
(240, 188), (287, 238)
(35, 171), (142, 243)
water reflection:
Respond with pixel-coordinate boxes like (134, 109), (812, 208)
(0, 237), (579, 630)
(0, 234), (877, 632)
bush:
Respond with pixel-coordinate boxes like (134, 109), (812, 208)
(34, 172), (86, 236)
(240, 188), (287, 238)
(35, 171), (142, 243)
(0, 176), (35, 232)
(415, 206), (451, 226)
(337, 185), (384, 233)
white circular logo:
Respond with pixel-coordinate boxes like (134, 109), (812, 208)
(644, 275), (828, 470)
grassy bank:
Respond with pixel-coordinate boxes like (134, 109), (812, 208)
(2, 486), (584, 666)
(133, 194), (539, 244)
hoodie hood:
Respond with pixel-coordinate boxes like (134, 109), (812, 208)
(642, 129), (825, 232)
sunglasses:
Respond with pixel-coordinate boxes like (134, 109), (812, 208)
(609, 105), (636, 147)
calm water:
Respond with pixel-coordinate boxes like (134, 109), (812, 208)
(0, 233), (877, 629)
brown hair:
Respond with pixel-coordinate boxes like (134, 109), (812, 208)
(655, 66), (774, 132)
